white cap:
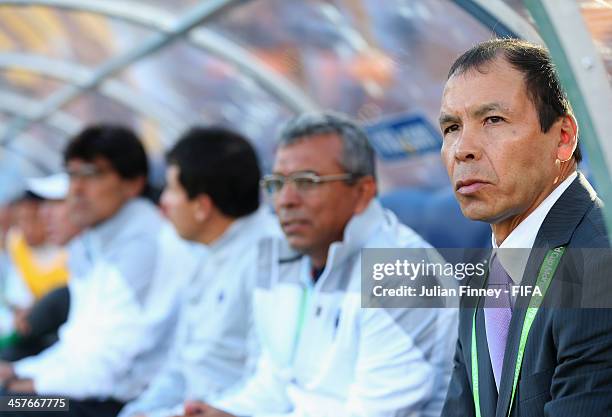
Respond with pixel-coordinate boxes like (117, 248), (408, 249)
(26, 173), (69, 201)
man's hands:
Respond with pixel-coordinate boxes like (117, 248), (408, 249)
(180, 401), (237, 417)
(0, 362), (35, 393)
(13, 307), (32, 335)
(0, 360), (16, 384)
(6, 378), (35, 393)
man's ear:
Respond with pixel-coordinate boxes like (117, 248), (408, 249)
(194, 194), (213, 223)
(557, 114), (578, 162)
(124, 176), (146, 199)
(353, 176), (377, 215)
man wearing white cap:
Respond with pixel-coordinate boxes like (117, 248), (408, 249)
(27, 173), (81, 249)
(0, 173), (80, 362)
(0, 173), (78, 355)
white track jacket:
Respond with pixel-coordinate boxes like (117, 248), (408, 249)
(212, 199), (458, 417)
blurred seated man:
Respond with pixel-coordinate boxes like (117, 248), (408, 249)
(119, 126), (280, 417)
(1, 192), (68, 319)
(0, 173), (79, 361)
(0, 125), (194, 417)
(184, 112), (458, 417)
(0, 191), (68, 350)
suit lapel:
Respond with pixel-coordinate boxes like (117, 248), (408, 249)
(495, 173), (597, 417)
(536, 173), (599, 249)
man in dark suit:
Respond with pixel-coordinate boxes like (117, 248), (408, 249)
(439, 38), (612, 417)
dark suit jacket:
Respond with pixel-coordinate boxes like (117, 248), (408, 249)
(441, 173), (612, 417)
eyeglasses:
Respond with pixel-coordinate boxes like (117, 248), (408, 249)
(260, 172), (358, 195)
(66, 164), (109, 180)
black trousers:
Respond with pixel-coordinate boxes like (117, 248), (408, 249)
(0, 286), (70, 361)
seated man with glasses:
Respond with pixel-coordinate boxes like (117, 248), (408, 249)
(182, 112), (458, 417)
(0, 125), (195, 417)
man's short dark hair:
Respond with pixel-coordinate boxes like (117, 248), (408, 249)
(448, 38), (581, 163)
(167, 126), (260, 218)
(64, 124), (150, 179)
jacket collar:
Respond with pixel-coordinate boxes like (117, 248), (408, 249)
(278, 198), (389, 268)
(207, 207), (275, 259)
(533, 172), (600, 249)
(85, 197), (158, 255)
(325, 198), (388, 267)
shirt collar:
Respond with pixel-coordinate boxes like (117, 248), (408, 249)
(86, 198), (155, 254)
(492, 172), (577, 284)
(206, 207), (271, 258)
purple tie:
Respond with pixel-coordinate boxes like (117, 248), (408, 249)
(484, 254), (513, 391)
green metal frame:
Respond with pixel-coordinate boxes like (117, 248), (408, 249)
(524, 0), (612, 238)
